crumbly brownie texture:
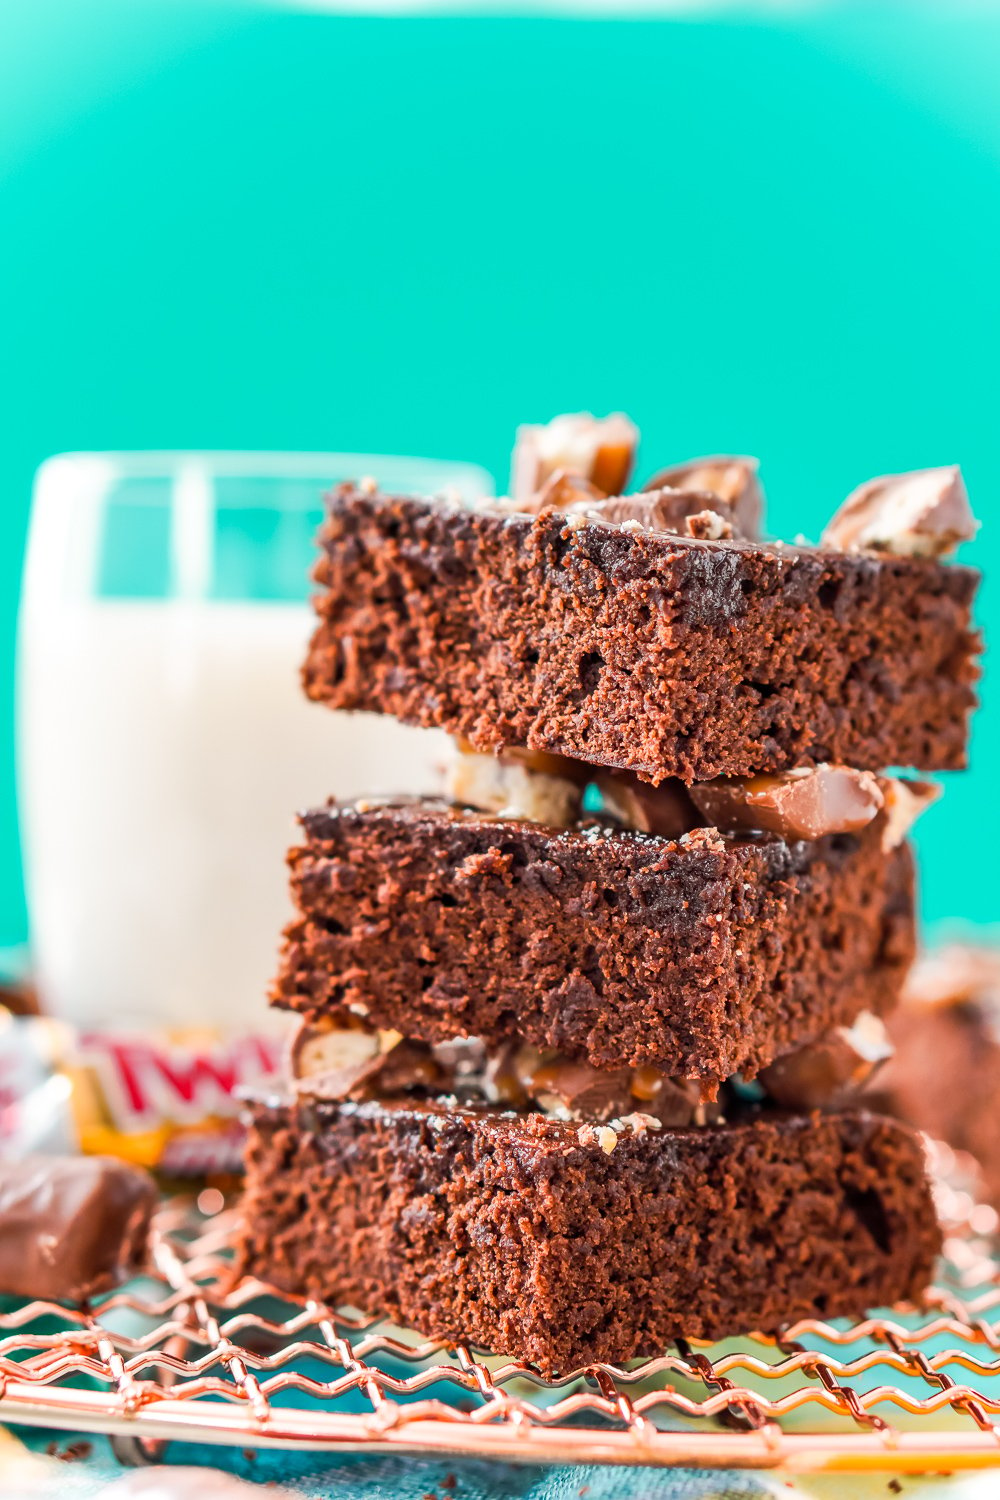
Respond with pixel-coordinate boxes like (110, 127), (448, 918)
(302, 489), (980, 782)
(272, 799), (915, 1080)
(237, 1096), (941, 1373)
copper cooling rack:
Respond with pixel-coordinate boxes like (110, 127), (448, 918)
(2, 1145), (1000, 1475)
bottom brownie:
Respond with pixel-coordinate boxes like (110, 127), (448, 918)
(237, 1095), (940, 1372)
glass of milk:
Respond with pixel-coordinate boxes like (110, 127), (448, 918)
(17, 451), (493, 1033)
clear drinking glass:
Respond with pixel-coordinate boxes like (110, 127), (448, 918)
(17, 450), (493, 1033)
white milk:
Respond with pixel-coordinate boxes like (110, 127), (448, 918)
(19, 451), (492, 1035)
(19, 596), (450, 1032)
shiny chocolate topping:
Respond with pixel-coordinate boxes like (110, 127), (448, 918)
(642, 455), (763, 538)
(0, 1154), (157, 1302)
(569, 487), (740, 540)
(822, 465), (977, 558)
(689, 765), (884, 842)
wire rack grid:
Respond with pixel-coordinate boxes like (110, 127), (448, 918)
(2, 1154), (1000, 1475)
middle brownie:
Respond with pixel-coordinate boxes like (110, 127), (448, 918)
(272, 798), (915, 1081)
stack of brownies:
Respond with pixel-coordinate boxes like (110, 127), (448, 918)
(239, 415), (981, 1372)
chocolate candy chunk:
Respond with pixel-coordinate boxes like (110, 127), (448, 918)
(291, 1021), (443, 1100)
(880, 776), (941, 851)
(569, 487), (741, 540)
(685, 509), (733, 541)
(595, 769), (700, 840)
(867, 947), (1000, 1213)
(630, 1071), (713, 1127)
(759, 1013), (893, 1110)
(289, 1017), (380, 1082)
(0, 1154), (156, 1302)
(533, 468), (608, 511)
(445, 744), (585, 827)
(823, 465), (977, 558)
(511, 412), (638, 503)
(482, 1043), (709, 1126)
(642, 455), (764, 538)
(689, 765), (884, 842)
(523, 1050), (636, 1121)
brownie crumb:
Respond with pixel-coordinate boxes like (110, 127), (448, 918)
(45, 1440), (92, 1463)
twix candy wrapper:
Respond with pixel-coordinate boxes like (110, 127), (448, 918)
(0, 1007), (284, 1186)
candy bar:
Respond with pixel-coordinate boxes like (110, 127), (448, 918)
(0, 1154), (156, 1301)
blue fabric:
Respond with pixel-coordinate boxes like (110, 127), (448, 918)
(14, 1427), (1000, 1497)
(13, 1429), (785, 1497)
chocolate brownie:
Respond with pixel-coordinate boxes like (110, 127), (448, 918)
(868, 947), (1000, 1209)
(272, 799), (915, 1080)
(302, 488), (980, 782)
(237, 1095), (940, 1373)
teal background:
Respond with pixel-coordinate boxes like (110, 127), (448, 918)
(1, 0), (998, 948)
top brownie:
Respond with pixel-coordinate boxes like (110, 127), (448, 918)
(303, 487), (979, 782)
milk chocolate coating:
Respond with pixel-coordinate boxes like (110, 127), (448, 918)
(689, 765), (883, 842)
(642, 455), (763, 538)
(519, 1051), (713, 1123)
(528, 1055), (637, 1120)
(759, 1015), (892, 1111)
(572, 488), (742, 540)
(511, 413), (637, 503)
(0, 1154), (157, 1302)
(595, 769), (700, 839)
(292, 1024), (711, 1125)
(823, 465), (977, 557)
(533, 469), (607, 511)
(290, 1024), (443, 1100)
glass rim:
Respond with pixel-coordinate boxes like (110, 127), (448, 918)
(34, 448), (494, 488)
